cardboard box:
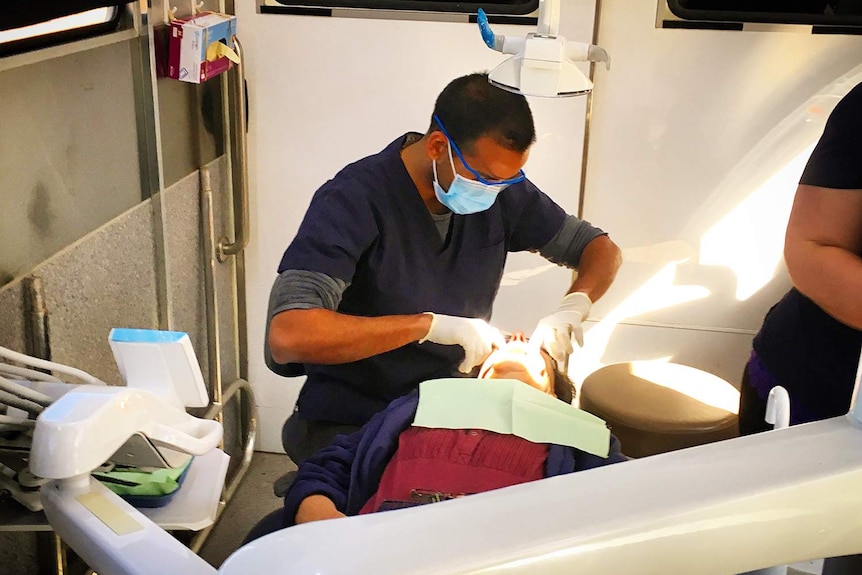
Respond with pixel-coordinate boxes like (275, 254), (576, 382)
(168, 12), (238, 84)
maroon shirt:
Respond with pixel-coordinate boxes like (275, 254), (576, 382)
(360, 426), (549, 514)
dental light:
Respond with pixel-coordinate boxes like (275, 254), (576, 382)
(478, 0), (610, 98)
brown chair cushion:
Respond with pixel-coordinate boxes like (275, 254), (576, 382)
(580, 362), (739, 458)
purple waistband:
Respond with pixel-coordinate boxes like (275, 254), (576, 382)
(745, 350), (815, 425)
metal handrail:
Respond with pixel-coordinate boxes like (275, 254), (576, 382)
(217, 37), (250, 261)
(200, 166), (223, 413)
(190, 378), (257, 554)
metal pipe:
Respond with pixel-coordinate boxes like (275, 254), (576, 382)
(217, 38), (249, 261)
(23, 276), (51, 367)
(190, 378), (257, 553)
(200, 166), (223, 420)
(202, 379), (256, 502)
(577, 0), (603, 221)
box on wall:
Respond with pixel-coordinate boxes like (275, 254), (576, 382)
(168, 12), (238, 84)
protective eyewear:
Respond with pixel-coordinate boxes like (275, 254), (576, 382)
(433, 115), (527, 187)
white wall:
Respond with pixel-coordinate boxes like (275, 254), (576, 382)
(236, 2), (598, 451)
(576, 0), (862, 387)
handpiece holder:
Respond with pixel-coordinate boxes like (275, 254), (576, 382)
(478, 1), (610, 98)
(30, 385), (222, 480)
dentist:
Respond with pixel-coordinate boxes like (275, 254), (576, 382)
(267, 73), (621, 464)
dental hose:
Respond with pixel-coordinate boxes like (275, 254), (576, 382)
(0, 363), (62, 383)
(0, 344), (106, 385)
(0, 375), (53, 408)
(0, 389), (44, 417)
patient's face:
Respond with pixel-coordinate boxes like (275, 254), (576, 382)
(478, 332), (556, 396)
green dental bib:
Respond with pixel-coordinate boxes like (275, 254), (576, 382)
(413, 378), (611, 458)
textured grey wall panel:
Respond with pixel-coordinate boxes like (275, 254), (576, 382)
(0, 158), (244, 567)
(164, 167), (209, 384)
(163, 155), (240, 396)
(0, 281), (25, 353)
(36, 201), (158, 385)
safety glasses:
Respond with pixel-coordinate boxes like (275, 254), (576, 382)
(433, 115), (526, 186)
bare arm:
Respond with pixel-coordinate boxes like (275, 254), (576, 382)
(784, 184), (862, 330)
(269, 309), (433, 365)
(565, 235), (622, 302)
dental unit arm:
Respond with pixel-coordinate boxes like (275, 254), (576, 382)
(477, 0), (610, 97)
(31, 385), (224, 575)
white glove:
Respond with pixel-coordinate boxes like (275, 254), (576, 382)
(529, 291), (592, 365)
(419, 313), (506, 373)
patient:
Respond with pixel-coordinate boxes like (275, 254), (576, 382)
(249, 333), (626, 537)
(286, 333), (626, 526)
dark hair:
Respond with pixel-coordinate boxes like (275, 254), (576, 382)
(429, 72), (536, 154)
(552, 367), (576, 405)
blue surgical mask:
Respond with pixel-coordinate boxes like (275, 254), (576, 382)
(432, 141), (507, 215)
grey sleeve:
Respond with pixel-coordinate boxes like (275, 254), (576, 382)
(268, 269), (349, 318)
(264, 270), (348, 375)
(538, 214), (608, 269)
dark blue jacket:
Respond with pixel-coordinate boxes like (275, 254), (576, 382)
(283, 391), (627, 526)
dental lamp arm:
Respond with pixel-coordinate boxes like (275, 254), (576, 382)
(476, 7), (611, 100)
(568, 43), (611, 71)
(478, 5), (609, 69)
(478, 8), (523, 54)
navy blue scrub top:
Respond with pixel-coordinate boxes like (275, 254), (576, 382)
(278, 134), (568, 426)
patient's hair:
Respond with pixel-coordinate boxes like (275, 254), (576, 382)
(552, 367), (576, 405)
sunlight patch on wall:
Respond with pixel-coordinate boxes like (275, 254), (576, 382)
(569, 261), (711, 386)
(699, 143), (815, 302)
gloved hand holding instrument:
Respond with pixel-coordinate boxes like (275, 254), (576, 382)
(419, 313), (507, 373)
(529, 291), (592, 366)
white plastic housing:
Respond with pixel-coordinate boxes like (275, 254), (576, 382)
(109, 328), (209, 408)
(31, 385), (222, 479)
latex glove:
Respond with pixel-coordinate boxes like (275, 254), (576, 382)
(529, 292), (592, 365)
(419, 313), (506, 373)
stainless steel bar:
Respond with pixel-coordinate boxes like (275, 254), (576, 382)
(22, 276), (51, 369)
(189, 378), (257, 553)
(200, 167), (224, 422)
(217, 38), (249, 261)
(202, 379), (257, 501)
(53, 534), (67, 575)
(577, 0), (603, 221)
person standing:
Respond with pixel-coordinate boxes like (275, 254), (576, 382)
(738, 81), (862, 575)
(739, 82), (862, 435)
